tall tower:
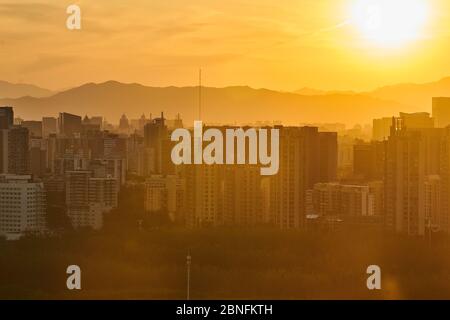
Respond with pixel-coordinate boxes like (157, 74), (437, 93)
(432, 97), (450, 128)
(198, 68), (202, 120)
(0, 126), (29, 175)
(385, 118), (444, 235)
(0, 106), (14, 129)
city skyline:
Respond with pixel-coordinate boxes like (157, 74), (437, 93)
(2, 99), (450, 300)
(2, 0), (450, 303)
(3, 102), (450, 235)
(4, 75), (450, 126)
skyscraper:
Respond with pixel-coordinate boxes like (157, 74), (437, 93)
(353, 140), (385, 180)
(0, 106), (14, 129)
(0, 126), (29, 175)
(65, 170), (118, 230)
(119, 114), (130, 132)
(42, 117), (57, 137)
(438, 128), (450, 234)
(222, 165), (262, 226)
(145, 175), (185, 223)
(57, 112), (82, 137)
(143, 113), (173, 175)
(312, 182), (375, 217)
(181, 163), (225, 227)
(399, 112), (434, 129)
(424, 175), (441, 232)
(432, 97), (450, 128)
(373, 117), (392, 141)
(22, 120), (43, 137)
(318, 132), (338, 182)
(29, 138), (47, 177)
(0, 174), (46, 240)
(269, 126), (337, 228)
(385, 119), (443, 235)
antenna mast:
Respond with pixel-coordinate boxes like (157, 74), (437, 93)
(198, 68), (202, 120)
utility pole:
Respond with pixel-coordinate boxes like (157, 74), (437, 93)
(186, 251), (191, 300)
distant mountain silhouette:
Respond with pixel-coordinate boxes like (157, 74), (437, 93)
(0, 80), (54, 99)
(295, 87), (357, 96)
(294, 87), (327, 96)
(0, 80), (411, 125)
(294, 77), (450, 112)
(0, 80), (412, 125)
(366, 77), (450, 110)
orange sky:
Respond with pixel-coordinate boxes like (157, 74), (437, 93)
(1, 0), (450, 91)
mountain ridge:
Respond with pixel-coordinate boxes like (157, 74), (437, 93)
(0, 80), (54, 99)
(0, 80), (412, 125)
(294, 77), (450, 111)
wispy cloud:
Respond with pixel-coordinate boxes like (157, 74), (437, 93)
(0, 2), (62, 23)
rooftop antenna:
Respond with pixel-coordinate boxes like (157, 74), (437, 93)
(198, 68), (202, 120)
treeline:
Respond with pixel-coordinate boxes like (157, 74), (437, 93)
(1, 226), (449, 299)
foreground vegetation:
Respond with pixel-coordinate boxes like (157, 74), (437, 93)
(1, 222), (449, 300)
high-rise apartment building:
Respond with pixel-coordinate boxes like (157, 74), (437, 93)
(143, 113), (174, 175)
(373, 113), (434, 142)
(438, 128), (450, 234)
(368, 180), (384, 217)
(65, 170), (118, 230)
(269, 126), (337, 228)
(42, 117), (57, 138)
(29, 138), (47, 177)
(127, 133), (144, 175)
(90, 158), (126, 186)
(337, 135), (355, 178)
(145, 175), (185, 223)
(90, 116), (103, 129)
(424, 175), (441, 231)
(432, 97), (450, 128)
(0, 106), (14, 129)
(58, 112), (82, 137)
(311, 182), (375, 217)
(178, 125), (264, 227)
(399, 112), (434, 129)
(22, 120), (43, 137)
(119, 114), (130, 132)
(353, 140), (385, 180)
(318, 132), (338, 182)
(373, 117), (392, 141)
(385, 119), (443, 235)
(181, 163), (225, 227)
(0, 126), (29, 175)
(223, 165), (262, 226)
(0, 174), (46, 240)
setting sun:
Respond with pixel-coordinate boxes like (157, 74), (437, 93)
(351, 0), (429, 47)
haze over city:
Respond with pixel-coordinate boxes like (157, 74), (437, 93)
(2, 0), (450, 303)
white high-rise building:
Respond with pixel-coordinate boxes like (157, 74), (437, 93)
(0, 174), (46, 240)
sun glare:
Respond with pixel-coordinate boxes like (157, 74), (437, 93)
(351, 0), (429, 47)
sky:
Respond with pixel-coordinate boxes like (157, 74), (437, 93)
(1, 0), (450, 92)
